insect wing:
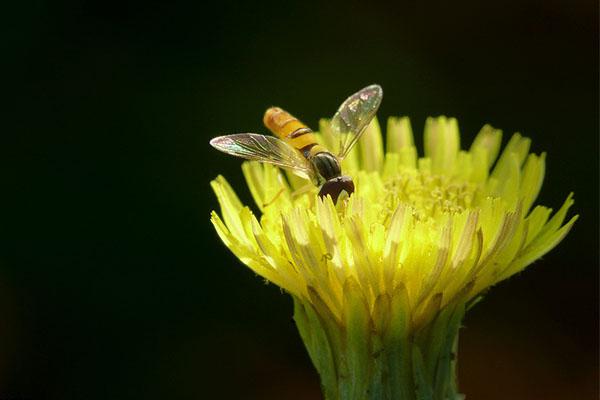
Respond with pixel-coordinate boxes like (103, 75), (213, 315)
(210, 133), (315, 180)
(330, 84), (383, 159)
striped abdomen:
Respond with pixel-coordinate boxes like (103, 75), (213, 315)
(263, 107), (325, 157)
(263, 107), (343, 190)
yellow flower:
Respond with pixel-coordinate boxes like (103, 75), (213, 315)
(210, 116), (576, 399)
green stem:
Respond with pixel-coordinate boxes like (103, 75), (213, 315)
(293, 297), (466, 400)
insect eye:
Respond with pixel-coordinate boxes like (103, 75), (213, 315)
(318, 176), (354, 203)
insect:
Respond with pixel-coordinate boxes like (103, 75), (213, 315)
(210, 84), (383, 203)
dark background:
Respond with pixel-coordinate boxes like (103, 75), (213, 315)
(3, 0), (598, 399)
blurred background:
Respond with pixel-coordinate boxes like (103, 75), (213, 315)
(3, 0), (598, 398)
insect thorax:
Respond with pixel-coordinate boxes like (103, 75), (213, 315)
(310, 151), (342, 183)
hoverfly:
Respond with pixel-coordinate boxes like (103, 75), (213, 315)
(210, 84), (383, 203)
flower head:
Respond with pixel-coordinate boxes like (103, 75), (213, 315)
(211, 116), (576, 330)
(211, 115), (577, 399)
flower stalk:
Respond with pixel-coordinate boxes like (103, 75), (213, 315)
(210, 115), (577, 399)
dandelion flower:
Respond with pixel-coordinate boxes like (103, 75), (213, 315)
(210, 114), (577, 399)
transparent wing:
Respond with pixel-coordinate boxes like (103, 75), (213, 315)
(330, 84), (383, 159)
(210, 133), (315, 180)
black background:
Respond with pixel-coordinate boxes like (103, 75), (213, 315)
(4, 0), (598, 399)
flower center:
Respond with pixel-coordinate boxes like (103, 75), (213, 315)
(383, 170), (478, 221)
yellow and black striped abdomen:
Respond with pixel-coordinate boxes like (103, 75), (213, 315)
(263, 107), (325, 156)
